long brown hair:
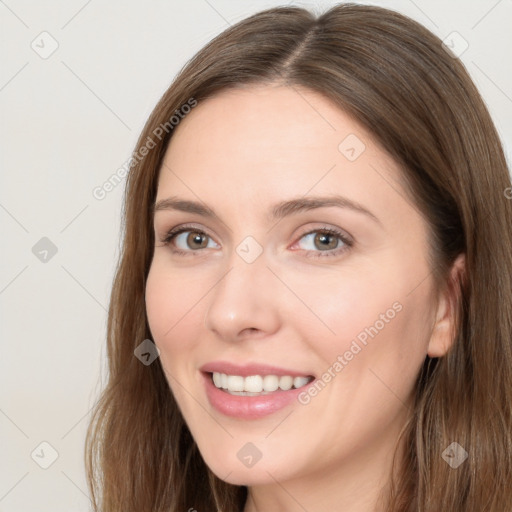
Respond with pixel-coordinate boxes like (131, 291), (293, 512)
(85, 4), (512, 511)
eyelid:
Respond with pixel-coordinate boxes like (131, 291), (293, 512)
(293, 224), (353, 245)
(159, 222), (354, 258)
(290, 225), (353, 258)
(159, 223), (217, 246)
(159, 222), (352, 242)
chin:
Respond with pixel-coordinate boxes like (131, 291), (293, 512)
(197, 441), (302, 487)
(208, 462), (281, 486)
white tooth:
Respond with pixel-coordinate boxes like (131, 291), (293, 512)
(215, 372), (308, 393)
(244, 375), (263, 393)
(227, 375), (244, 392)
(293, 376), (309, 389)
(263, 375), (279, 392)
(279, 376), (293, 391)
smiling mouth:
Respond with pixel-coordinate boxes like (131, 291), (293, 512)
(210, 372), (314, 396)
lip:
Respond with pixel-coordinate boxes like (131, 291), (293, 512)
(200, 361), (315, 420)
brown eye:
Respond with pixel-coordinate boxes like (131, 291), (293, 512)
(183, 231), (208, 249)
(313, 232), (340, 251)
(296, 229), (350, 253)
(162, 227), (219, 255)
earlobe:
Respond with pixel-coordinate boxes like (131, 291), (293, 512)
(427, 254), (466, 358)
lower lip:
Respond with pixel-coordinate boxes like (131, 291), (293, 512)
(202, 372), (312, 420)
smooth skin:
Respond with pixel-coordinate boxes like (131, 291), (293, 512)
(145, 84), (464, 512)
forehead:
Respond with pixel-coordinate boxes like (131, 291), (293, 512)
(155, 85), (419, 232)
(166, 84), (358, 163)
(160, 85), (393, 188)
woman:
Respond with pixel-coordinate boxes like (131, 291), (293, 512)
(85, 3), (512, 511)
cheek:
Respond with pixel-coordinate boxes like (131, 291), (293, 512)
(145, 260), (204, 357)
(145, 268), (173, 342)
(290, 255), (434, 374)
(145, 262), (207, 415)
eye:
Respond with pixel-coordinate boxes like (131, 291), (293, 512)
(159, 224), (353, 259)
(160, 225), (219, 256)
(292, 227), (353, 258)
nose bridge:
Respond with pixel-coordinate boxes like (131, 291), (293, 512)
(204, 245), (280, 338)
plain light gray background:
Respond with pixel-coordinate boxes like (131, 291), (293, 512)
(1, 0), (511, 510)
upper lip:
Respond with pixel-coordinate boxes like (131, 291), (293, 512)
(200, 361), (315, 378)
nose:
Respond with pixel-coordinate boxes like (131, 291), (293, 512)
(203, 253), (282, 342)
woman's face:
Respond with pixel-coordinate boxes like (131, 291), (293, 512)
(145, 84), (444, 490)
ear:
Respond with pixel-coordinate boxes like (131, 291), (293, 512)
(427, 253), (466, 358)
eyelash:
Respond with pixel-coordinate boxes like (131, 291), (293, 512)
(159, 224), (353, 259)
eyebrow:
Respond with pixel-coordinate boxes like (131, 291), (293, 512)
(153, 194), (381, 226)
